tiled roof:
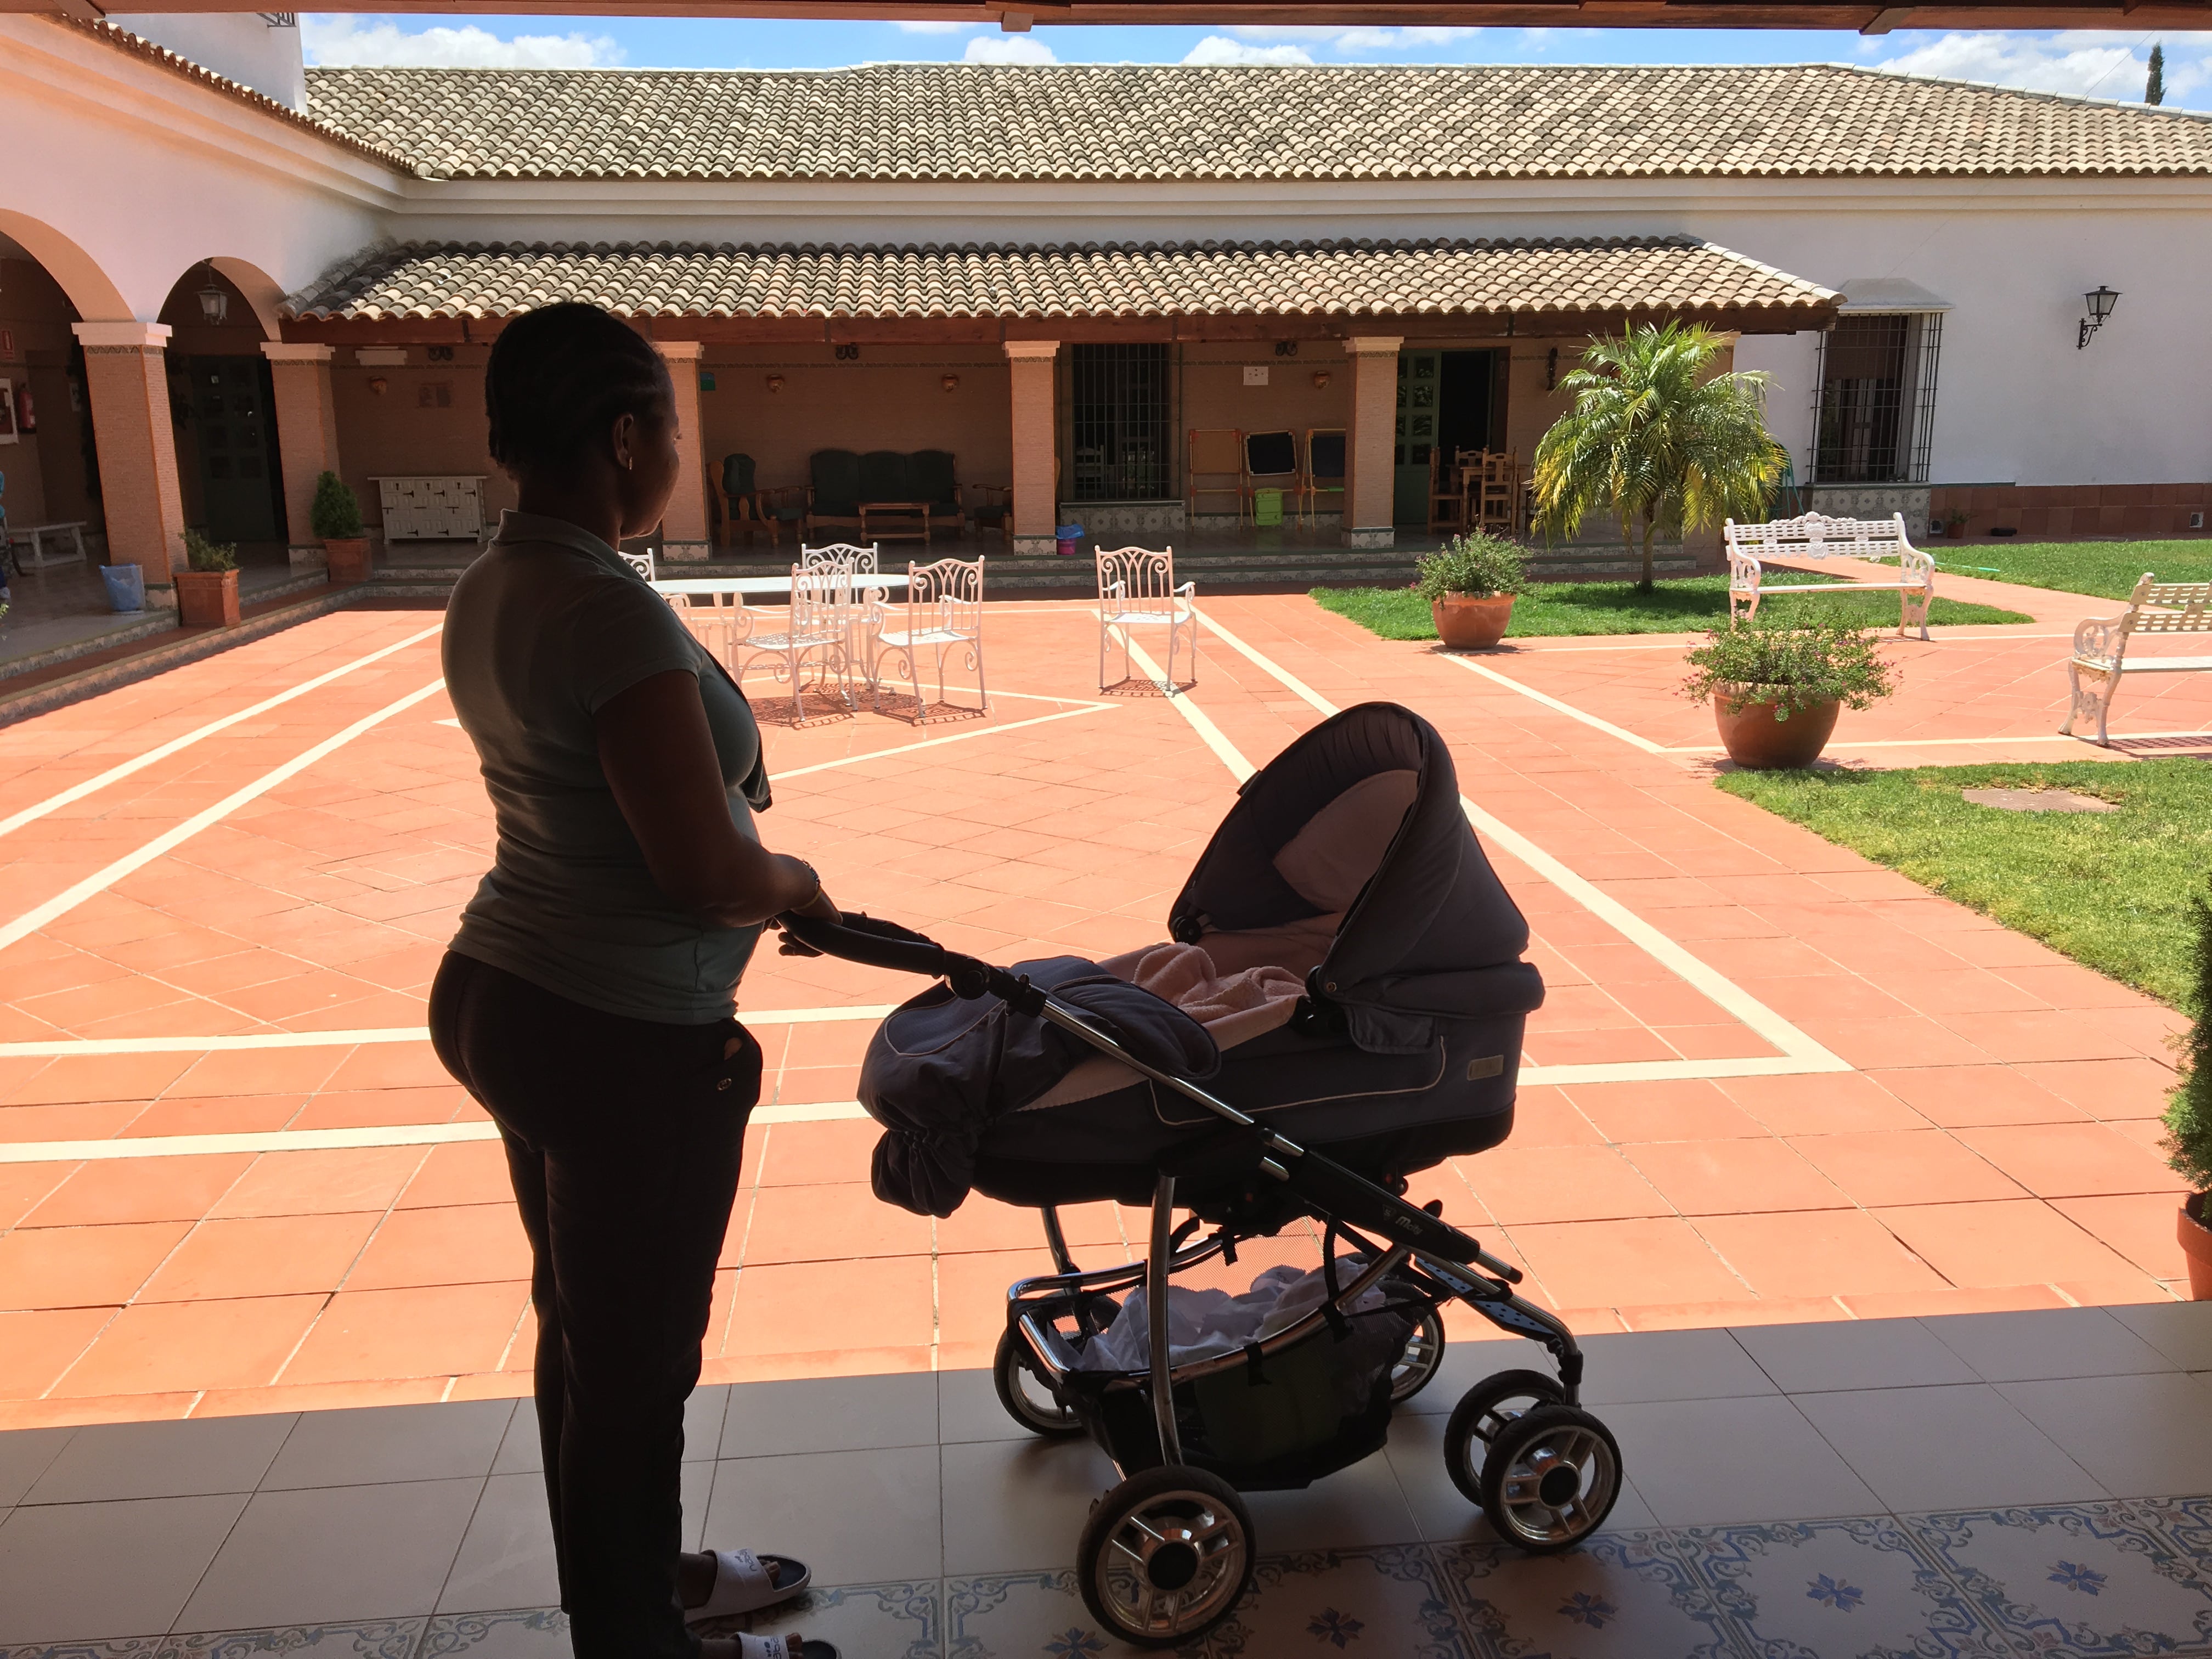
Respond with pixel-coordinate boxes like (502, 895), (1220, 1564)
(301, 62), (2212, 183)
(279, 236), (1836, 323)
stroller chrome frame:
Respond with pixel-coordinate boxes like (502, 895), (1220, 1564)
(781, 909), (1627, 1649)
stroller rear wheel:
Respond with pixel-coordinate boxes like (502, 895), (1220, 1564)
(1442, 1368), (1566, 1504)
(1390, 1308), (1447, 1403)
(1476, 1404), (1622, 1553)
(992, 1325), (1084, 1438)
(1077, 1464), (1254, 1649)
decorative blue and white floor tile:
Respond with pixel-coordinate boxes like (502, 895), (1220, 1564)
(1678, 1517), (2015, 1658)
(1201, 1546), (1470, 1659)
(702, 1581), (940, 1659)
(415, 1611), (566, 1659)
(1906, 1504), (2212, 1657)
(943, 1570), (1201, 1658)
(1434, 1531), (1733, 1659)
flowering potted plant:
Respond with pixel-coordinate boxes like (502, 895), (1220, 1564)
(1680, 618), (1898, 769)
(312, 470), (371, 584)
(174, 528), (240, 627)
(1417, 532), (1526, 651)
(2168, 897), (2212, 1299)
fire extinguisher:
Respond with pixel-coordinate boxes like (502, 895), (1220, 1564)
(13, 383), (34, 436)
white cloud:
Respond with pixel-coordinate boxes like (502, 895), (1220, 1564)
(1182, 35), (1314, 66)
(1870, 31), (2175, 102)
(301, 16), (622, 68)
(1218, 23), (1482, 55)
(962, 32), (1057, 64)
(894, 19), (977, 32)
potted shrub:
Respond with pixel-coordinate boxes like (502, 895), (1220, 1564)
(175, 529), (241, 627)
(1681, 618), (1898, 769)
(2168, 896), (2212, 1299)
(1417, 532), (1526, 650)
(312, 470), (371, 584)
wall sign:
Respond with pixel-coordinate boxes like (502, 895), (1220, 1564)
(1243, 365), (1269, 386)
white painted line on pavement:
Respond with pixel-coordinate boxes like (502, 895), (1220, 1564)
(0, 678), (448, 958)
(1437, 652), (1669, 754)
(0, 623), (445, 840)
(772, 702), (1114, 780)
(1194, 610), (1850, 1076)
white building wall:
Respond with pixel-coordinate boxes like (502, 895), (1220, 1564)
(109, 13), (306, 111)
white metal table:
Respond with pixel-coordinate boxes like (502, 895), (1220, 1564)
(652, 574), (910, 598)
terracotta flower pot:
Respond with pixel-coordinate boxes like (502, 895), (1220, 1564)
(2182, 1193), (2212, 1301)
(1713, 690), (1841, 769)
(1431, 593), (1515, 651)
(324, 537), (373, 585)
(174, 568), (240, 628)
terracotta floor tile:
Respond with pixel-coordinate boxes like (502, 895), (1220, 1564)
(724, 1256), (935, 1356)
(1795, 1016), (1996, 1071)
(1622, 1139), (1849, 1216)
(0, 1220), (193, 1311)
(935, 1247), (1057, 1348)
(1719, 1071), (1933, 1137)
(208, 1146), (429, 1218)
(1870, 1199), (2145, 1288)
(396, 1140), (515, 1209)
(2050, 1194), (2190, 1280)
(1695, 1210), (1948, 1297)
(53, 1294), (326, 1397)
(287, 1084), (474, 1131)
(139, 1212), (383, 1302)
(1952, 1122), (2185, 1200)
(933, 1197), (1124, 1256)
(0, 1307), (111, 1396)
(345, 1204), (533, 1290)
(752, 1120), (878, 1186)
(0, 1164), (71, 1232)
(24, 1153), (254, 1228)
(1616, 1296), (1850, 1331)
(279, 1281), (529, 1384)
(193, 1377), (452, 1417)
(2008, 1058), (2180, 1120)
(1866, 1065), (2087, 1128)
(165, 1047), (345, 1099)
(1566, 1080), (1770, 1144)
(0, 1392), (200, 1430)
(1460, 1143), (1672, 1224)
(1502, 1217), (1755, 1310)
(1788, 1128), (2027, 1208)
(1837, 1284), (2071, 1320)
(737, 1182), (934, 1265)
(118, 1093), (312, 1138)
(1939, 1008), (2167, 1065)
(1497, 1087), (1605, 1147)
(0, 1052), (196, 1108)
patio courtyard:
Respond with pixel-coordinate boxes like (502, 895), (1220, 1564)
(1, 574), (2209, 1657)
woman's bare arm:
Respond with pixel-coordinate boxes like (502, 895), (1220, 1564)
(596, 669), (834, 929)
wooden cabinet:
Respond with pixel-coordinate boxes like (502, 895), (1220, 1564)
(375, 476), (485, 541)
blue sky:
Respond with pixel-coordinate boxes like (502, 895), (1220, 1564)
(300, 14), (2205, 109)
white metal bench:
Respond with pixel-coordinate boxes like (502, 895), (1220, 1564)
(5, 521), (89, 572)
(2061, 574), (2212, 745)
(1725, 511), (1936, 640)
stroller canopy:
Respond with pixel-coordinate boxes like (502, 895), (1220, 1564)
(1168, 701), (1539, 1022)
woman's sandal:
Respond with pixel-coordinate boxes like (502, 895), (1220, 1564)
(701, 1635), (836, 1659)
(684, 1550), (812, 1623)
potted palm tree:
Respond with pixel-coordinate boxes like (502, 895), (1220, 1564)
(175, 528), (240, 627)
(312, 470), (371, 584)
(1680, 618), (1898, 769)
(2169, 897), (2212, 1300)
(1417, 532), (1526, 650)
(1533, 321), (1786, 592)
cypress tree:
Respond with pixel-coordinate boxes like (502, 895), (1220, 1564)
(2147, 43), (2166, 106)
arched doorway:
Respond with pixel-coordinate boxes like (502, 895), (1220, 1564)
(160, 261), (287, 546)
(0, 224), (110, 569)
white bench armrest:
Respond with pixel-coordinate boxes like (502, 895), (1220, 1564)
(2070, 611), (2131, 669)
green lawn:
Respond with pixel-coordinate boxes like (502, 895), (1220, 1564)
(1312, 573), (2030, 640)
(1717, 759), (2212, 1007)
(1926, 538), (2212, 602)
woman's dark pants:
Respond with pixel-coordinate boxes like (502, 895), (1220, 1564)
(429, 951), (761, 1659)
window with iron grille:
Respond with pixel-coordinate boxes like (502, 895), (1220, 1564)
(1069, 343), (1172, 500)
(1811, 313), (1942, 484)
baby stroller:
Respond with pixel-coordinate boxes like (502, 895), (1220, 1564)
(781, 702), (1623, 1648)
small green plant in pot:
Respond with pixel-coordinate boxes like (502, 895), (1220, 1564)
(1415, 532), (1527, 650)
(175, 527), (241, 628)
(311, 470), (373, 584)
(1680, 617), (1898, 769)
(2167, 896), (2212, 1299)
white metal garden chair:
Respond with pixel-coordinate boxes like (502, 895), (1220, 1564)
(1096, 545), (1197, 694)
(868, 556), (988, 725)
(731, 564), (855, 724)
(618, 548), (657, 580)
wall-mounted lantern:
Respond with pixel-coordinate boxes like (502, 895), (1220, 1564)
(367, 376), (388, 396)
(196, 268), (229, 326)
(942, 374), (960, 393)
(2078, 285), (2120, 349)
(1311, 370), (1331, 390)
(765, 374), (785, 393)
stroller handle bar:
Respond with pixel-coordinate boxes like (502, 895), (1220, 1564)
(777, 909), (1523, 1282)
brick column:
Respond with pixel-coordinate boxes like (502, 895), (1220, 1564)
(653, 339), (711, 562)
(261, 341), (340, 567)
(73, 320), (188, 589)
(1004, 340), (1059, 555)
(1343, 335), (1404, 550)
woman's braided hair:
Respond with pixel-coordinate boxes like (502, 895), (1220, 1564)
(484, 302), (672, 479)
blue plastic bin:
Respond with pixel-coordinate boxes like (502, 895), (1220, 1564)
(1055, 524), (1085, 558)
(100, 563), (145, 613)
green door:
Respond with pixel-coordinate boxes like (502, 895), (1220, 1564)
(187, 356), (283, 543)
(1393, 349), (1439, 527)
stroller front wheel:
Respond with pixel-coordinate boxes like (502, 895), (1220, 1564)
(1442, 1368), (1567, 1504)
(1077, 1464), (1254, 1649)
(992, 1324), (1084, 1438)
(1477, 1404), (1622, 1553)
(1390, 1308), (1447, 1403)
